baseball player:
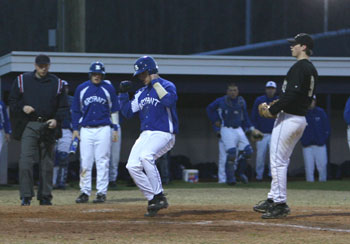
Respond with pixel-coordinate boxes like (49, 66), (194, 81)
(0, 100), (11, 164)
(119, 56), (178, 217)
(72, 61), (120, 204)
(301, 95), (330, 182)
(206, 83), (262, 185)
(251, 81), (279, 181)
(343, 97), (350, 150)
(210, 122), (227, 183)
(53, 81), (74, 189)
(254, 33), (318, 219)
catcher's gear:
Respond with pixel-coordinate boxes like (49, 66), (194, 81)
(119, 80), (132, 93)
(246, 129), (264, 142)
(133, 56), (158, 77)
(258, 103), (276, 118)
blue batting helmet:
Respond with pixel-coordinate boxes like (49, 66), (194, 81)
(89, 61), (105, 77)
(133, 56), (158, 77)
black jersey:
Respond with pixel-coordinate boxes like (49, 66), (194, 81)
(269, 59), (318, 116)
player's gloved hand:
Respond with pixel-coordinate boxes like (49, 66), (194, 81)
(250, 129), (264, 142)
(258, 103), (276, 118)
(119, 80), (132, 93)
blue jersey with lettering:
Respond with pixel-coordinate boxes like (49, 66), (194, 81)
(207, 95), (252, 129)
(0, 101), (11, 134)
(71, 80), (120, 131)
(119, 77), (178, 134)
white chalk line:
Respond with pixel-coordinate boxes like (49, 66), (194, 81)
(24, 218), (350, 233)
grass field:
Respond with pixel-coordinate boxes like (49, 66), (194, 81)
(0, 180), (349, 243)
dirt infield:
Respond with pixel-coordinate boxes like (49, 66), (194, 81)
(0, 187), (349, 243)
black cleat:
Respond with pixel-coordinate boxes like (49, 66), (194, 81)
(93, 194), (106, 203)
(39, 198), (52, 206)
(144, 193), (169, 217)
(262, 203), (291, 219)
(21, 197), (31, 206)
(253, 199), (273, 213)
(75, 193), (89, 203)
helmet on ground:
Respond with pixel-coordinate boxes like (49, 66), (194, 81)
(133, 56), (158, 77)
(89, 61), (105, 77)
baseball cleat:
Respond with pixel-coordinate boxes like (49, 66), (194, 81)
(75, 193), (89, 203)
(144, 193), (169, 217)
(39, 198), (52, 206)
(21, 197), (31, 206)
(93, 194), (106, 203)
(261, 203), (290, 219)
(253, 199), (273, 213)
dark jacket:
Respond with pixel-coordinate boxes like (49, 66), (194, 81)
(9, 71), (68, 140)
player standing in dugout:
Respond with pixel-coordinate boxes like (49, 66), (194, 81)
(253, 33), (318, 219)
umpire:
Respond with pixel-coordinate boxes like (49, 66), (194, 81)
(9, 54), (69, 206)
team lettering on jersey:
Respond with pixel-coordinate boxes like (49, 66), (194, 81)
(139, 97), (160, 110)
(84, 96), (107, 106)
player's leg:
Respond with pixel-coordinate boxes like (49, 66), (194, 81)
(220, 127), (238, 185)
(76, 127), (95, 202)
(314, 145), (327, 182)
(302, 146), (315, 182)
(236, 127), (253, 183)
(264, 113), (307, 218)
(126, 131), (156, 201)
(218, 139), (227, 183)
(94, 126), (112, 203)
(255, 134), (269, 180)
(109, 128), (122, 186)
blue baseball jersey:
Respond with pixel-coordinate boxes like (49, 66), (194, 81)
(0, 101), (11, 134)
(301, 106), (330, 147)
(344, 96), (350, 125)
(251, 95), (279, 133)
(120, 77), (178, 134)
(71, 80), (120, 131)
(206, 95), (252, 130)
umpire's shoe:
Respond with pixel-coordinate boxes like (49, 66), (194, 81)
(253, 198), (273, 213)
(76, 193), (89, 203)
(39, 198), (52, 206)
(262, 203), (291, 219)
(93, 193), (106, 203)
(144, 193), (169, 217)
(21, 197), (31, 206)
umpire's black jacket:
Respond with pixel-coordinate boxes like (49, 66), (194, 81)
(8, 71), (69, 140)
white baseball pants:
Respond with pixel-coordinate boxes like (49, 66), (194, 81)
(57, 129), (73, 153)
(109, 128), (122, 182)
(255, 133), (271, 180)
(302, 145), (327, 182)
(220, 126), (250, 151)
(267, 112), (307, 203)
(79, 126), (111, 196)
(218, 139), (227, 183)
(126, 130), (175, 201)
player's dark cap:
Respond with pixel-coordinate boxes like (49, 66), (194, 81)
(35, 54), (51, 64)
(287, 33), (314, 50)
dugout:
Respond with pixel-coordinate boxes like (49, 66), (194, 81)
(0, 51), (350, 183)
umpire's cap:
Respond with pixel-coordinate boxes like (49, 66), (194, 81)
(35, 54), (51, 64)
(287, 33), (314, 50)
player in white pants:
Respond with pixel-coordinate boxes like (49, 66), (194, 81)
(254, 33), (318, 219)
(301, 96), (330, 182)
(0, 101), (11, 183)
(72, 62), (120, 204)
(120, 56), (178, 217)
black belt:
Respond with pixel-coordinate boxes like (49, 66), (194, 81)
(29, 116), (49, 122)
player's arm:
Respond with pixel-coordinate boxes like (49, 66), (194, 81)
(322, 109), (331, 139)
(241, 98), (254, 130)
(71, 87), (83, 132)
(206, 98), (221, 125)
(119, 92), (140, 119)
(54, 83), (69, 122)
(8, 76), (25, 113)
(151, 77), (177, 107)
(344, 97), (350, 124)
(251, 98), (260, 128)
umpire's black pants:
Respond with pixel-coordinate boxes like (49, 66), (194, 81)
(19, 122), (55, 200)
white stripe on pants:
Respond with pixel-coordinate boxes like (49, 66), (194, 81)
(267, 112), (307, 203)
(302, 145), (327, 182)
(79, 126), (111, 196)
(126, 130), (175, 201)
(109, 128), (122, 182)
(255, 133), (271, 180)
